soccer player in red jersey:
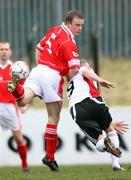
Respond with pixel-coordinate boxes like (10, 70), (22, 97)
(8, 10), (84, 171)
(0, 42), (30, 172)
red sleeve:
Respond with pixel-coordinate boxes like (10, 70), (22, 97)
(61, 42), (80, 69)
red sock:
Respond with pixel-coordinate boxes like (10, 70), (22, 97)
(45, 124), (58, 160)
(17, 143), (28, 169)
(12, 80), (25, 101)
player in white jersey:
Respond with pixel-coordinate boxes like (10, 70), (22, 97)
(67, 59), (128, 171)
(0, 42), (30, 172)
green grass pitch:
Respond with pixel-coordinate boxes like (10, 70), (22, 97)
(0, 164), (131, 180)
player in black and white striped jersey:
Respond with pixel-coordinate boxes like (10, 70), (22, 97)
(67, 59), (128, 171)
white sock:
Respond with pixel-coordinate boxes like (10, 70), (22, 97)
(107, 131), (120, 168)
(96, 139), (106, 152)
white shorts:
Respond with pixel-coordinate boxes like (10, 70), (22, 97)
(0, 103), (21, 131)
(24, 64), (64, 102)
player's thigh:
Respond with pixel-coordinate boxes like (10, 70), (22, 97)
(70, 103), (102, 144)
(38, 65), (63, 102)
(98, 104), (112, 130)
(24, 65), (63, 102)
(24, 87), (35, 103)
(24, 66), (43, 99)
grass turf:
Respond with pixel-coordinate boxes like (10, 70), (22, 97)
(0, 164), (131, 180)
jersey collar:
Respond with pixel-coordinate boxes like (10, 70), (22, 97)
(0, 60), (11, 69)
(61, 22), (74, 39)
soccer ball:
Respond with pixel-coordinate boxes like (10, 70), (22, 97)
(10, 60), (30, 80)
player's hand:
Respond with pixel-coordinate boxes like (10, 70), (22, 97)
(20, 104), (29, 113)
(99, 79), (116, 89)
(112, 121), (129, 135)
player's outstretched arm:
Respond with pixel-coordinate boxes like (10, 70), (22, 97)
(79, 62), (116, 89)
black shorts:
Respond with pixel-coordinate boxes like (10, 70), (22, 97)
(70, 97), (112, 145)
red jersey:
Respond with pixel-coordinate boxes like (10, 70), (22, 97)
(36, 23), (80, 76)
(0, 61), (16, 104)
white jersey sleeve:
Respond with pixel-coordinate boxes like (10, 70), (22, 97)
(67, 72), (100, 108)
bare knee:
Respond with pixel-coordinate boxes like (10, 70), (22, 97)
(105, 124), (116, 133)
(46, 101), (62, 124)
